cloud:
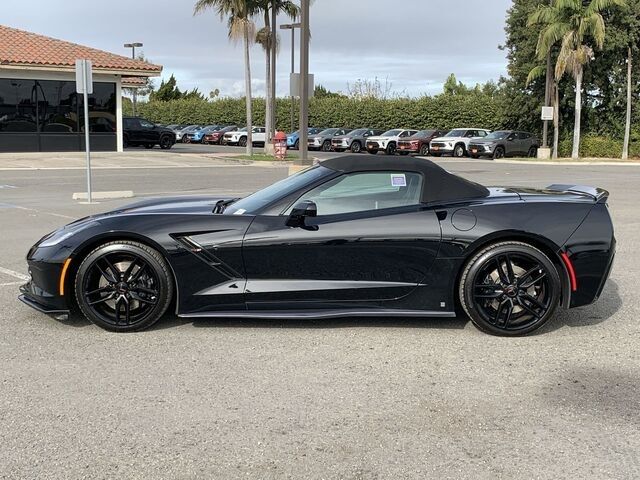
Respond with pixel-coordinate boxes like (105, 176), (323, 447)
(3, 0), (512, 98)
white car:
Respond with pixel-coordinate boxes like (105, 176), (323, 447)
(429, 128), (491, 157)
(223, 126), (267, 147)
(365, 129), (419, 155)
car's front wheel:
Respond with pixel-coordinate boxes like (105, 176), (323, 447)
(351, 141), (362, 153)
(458, 241), (560, 336)
(385, 143), (396, 155)
(453, 143), (466, 157)
(74, 241), (174, 332)
(159, 135), (173, 150)
(419, 144), (429, 156)
(322, 140), (332, 152)
(239, 136), (247, 147)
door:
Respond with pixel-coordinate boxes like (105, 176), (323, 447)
(241, 171), (442, 310)
(124, 118), (143, 143)
(138, 118), (158, 143)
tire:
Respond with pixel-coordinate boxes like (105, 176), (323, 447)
(239, 136), (247, 147)
(123, 136), (129, 148)
(294, 139), (299, 150)
(74, 240), (174, 332)
(144, 143), (154, 149)
(160, 136), (173, 150)
(322, 140), (332, 152)
(350, 141), (362, 153)
(385, 142), (396, 155)
(528, 146), (538, 158)
(453, 143), (466, 157)
(458, 241), (561, 336)
(419, 144), (429, 156)
(493, 146), (505, 159)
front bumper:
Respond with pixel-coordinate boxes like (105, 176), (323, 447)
(468, 144), (494, 156)
(19, 278), (69, 315)
(429, 144), (454, 154)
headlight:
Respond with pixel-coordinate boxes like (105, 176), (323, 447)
(38, 221), (98, 248)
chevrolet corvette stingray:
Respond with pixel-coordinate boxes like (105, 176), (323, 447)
(19, 156), (615, 335)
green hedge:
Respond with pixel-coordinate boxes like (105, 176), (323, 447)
(557, 134), (640, 158)
(125, 95), (505, 132)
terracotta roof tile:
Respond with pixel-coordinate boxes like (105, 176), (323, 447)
(0, 25), (162, 74)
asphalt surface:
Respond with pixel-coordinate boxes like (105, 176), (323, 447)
(0, 155), (639, 479)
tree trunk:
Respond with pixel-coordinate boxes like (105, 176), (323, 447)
(244, 23), (253, 156)
(263, 10), (272, 153)
(622, 46), (632, 160)
(571, 68), (583, 159)
(553, 81), (559, 159)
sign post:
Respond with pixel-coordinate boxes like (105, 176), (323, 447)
(75, 59), (93, 203)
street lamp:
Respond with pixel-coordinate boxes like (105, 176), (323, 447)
(280, 23), (302, 134)
(299, 0), (310, 165)
(124, 42), (143, 116)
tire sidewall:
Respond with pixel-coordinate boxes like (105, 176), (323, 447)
(459, 242), (561, 336)
(74, 241), (174, 332)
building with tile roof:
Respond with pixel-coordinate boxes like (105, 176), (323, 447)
(0, 25), (163, 152)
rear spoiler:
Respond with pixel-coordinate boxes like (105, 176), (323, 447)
(546, 184), (610, 204)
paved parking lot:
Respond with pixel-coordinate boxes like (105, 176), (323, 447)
(1, 156), (639, 479)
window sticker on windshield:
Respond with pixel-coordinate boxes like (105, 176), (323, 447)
(233, 209), (246, 215)
(391, 174), (406, 187)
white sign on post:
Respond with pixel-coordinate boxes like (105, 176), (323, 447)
(290, 73), (315, 99)
(541, 106), (554, 121)
(76, 59), (93, 203)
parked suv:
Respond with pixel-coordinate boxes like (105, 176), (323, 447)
(366, 129), (419, 155)
(288, 128), (323, 149)
(397, 129), (447, 156)
(332, 129), (384, 153)
(308, 128), (352, 151)
(430, 128), (491, 157)
(203, 125), (238, 145)
(224, 126), (267, 147)
(176, 125), (202, 143)
(123, 117), (176, 150)
(468, 130), (539, 159)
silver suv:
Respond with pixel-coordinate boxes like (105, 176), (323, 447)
(429, 128), (491, 157)
(468, 131), (539, 159)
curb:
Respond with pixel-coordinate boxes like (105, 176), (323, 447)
(72, 191), (134, 200)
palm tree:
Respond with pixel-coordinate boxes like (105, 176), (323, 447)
(255, 0), (299, 151)
(195, 0), (257, 156)
(528, 0), (625, 159)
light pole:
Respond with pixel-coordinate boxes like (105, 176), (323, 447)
(280, 22), (301, 134)
(124, 42), (143, 116)
(299, 0), (310, 165)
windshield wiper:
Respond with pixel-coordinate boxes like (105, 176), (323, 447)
(213, 198), (240, 214)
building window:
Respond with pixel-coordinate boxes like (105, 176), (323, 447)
(0, 79), (37, 132)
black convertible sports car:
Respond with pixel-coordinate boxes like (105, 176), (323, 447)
(19, 156), (615, 336)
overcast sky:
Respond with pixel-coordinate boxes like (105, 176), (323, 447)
(5, 0), (513, 98)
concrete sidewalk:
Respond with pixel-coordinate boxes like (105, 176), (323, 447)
(0, 151), (286, 170)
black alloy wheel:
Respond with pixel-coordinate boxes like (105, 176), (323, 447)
(459, 241), (560, 336)
(351, 141), (362, 153)
(454, 143), (466, 157)
(385, 142), (396, 156)
(322, 140), (332, 152)
(160, 135), (173, 150)
(493, 146), (505, 159)
(419, 144), (429, 156)
(75, 241), (173, 332)
(528, 146), (538, 158)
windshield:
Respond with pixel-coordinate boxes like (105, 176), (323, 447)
(381, 129), (402, 137)
(416, 130), (435, 137)
(346, 129), (366, 136)
(484, 131), (510, 140)
(224, 166), (330, 215)
(318, 128), (338, 136)
(444, 129), (466, 137)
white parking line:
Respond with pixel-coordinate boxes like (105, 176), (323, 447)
(0, 267), (30, 281)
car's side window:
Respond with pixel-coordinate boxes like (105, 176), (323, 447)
(477, 130), (487, 137)
(287, 171), (424, 216)
(139, 119), (154, 129)
(464, 130), (474, 137)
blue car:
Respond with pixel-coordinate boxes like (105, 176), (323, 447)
(186, 125), (219, 143)
(287, 127), (322, 149)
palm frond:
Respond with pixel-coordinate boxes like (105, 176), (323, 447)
(527, 5), (557, 26)
(526, 65), (547, 86)
(536, 22), (570, 58)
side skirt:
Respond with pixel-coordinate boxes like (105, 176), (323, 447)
(179, 309), (457, 320)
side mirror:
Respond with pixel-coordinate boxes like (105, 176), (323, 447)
(286, 200), (317, 228)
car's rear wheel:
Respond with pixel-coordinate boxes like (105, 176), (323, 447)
(74, 241), (174, 332)
(419, 144), (429, 156)
(493, 146), (505, 159)
(528, 146), (538, 157)
(351, 141), (362, 153)
(159, 135), (173, 150)
(459, 241), (560, 336)
(453, 143), (466, 157)
(294, 139), (299, 150)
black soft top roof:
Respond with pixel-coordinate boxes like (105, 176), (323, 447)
(320, 155), (490, 203)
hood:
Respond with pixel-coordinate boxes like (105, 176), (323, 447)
(90, 196), (236, 220)
(367, 136), (390, 142)
(432, 136), (457, 142)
